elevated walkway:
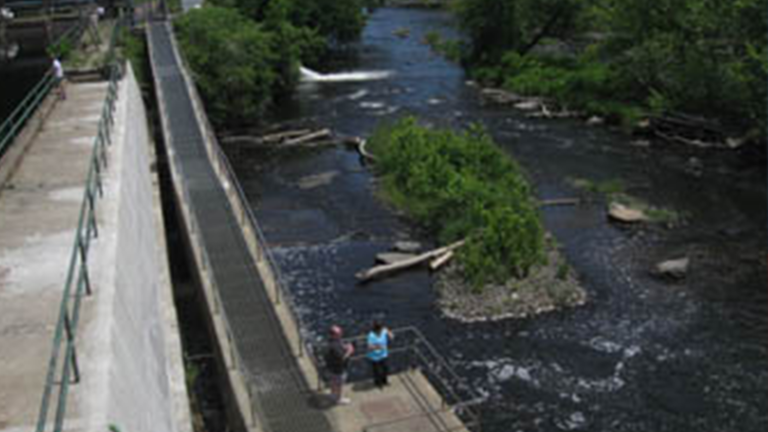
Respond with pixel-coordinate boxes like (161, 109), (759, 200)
(147, 18), (479, 432)
(148, 22), (333, 432)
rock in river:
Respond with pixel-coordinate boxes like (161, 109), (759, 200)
(653, 257), (689, 279)
(608, 202), (648, 223)
(393, 241), (421, 253)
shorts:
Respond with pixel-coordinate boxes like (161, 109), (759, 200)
(328, 372), (347, 387)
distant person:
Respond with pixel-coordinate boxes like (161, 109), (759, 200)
(366, 320), (394, 388)
(325, 325), (354, 405)
(52, 57), (65, 100)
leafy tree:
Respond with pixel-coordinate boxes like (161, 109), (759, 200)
(175, 7), (277, 126)
(369, 118), (545, 287)
(455, 0), (582, 63)
(290, 0), (366, 45)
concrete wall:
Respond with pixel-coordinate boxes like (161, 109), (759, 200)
(78, 65), (192, 432)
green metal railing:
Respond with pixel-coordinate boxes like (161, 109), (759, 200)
(312, 326), (483, 432)
(0, 13), (91, 162)
(0, 70), (55, 160)
(34, 58), (123, 432)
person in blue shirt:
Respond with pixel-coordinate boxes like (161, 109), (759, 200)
(366, 320), (394, 388)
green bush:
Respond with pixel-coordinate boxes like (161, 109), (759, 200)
(369, 118), (545, 287)
(175, 7), (277, 127)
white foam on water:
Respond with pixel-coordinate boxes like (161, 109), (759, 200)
(360, 101), (385, 109)
(347, 89), (369, 100)
(300, 66), (393, 82)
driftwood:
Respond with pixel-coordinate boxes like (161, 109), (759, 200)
(656, 130), (719, 149)
(221, 128), (329, 146)
(283, 128), (332, 146)
(356, 240), (466, 282)
(429, 251), (454, 271)
(539, 198), (580, 207)
(357, 138), (377, 161)
(261, 129), (312, 143)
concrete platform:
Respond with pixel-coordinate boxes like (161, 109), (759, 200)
(0, 82), (108, 431)
(326, 369), (469, 432)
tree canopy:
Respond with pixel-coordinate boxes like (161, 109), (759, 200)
(454, 0), (767, 138)
(175, 7), (277, 126)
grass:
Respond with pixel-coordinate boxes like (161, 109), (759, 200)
(569, 177), (682, 224)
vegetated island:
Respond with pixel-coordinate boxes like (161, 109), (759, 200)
(366, 117), (586, 322)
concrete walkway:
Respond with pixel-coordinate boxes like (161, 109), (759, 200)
(0, 82), (107, 431)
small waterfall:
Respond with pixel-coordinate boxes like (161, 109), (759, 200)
(299, 66), (392, 82)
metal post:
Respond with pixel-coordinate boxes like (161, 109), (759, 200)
(78, 238), (92, 296)
(63, 310), (73, 340)
(99, 131), (108, 168)
(89, 205), (99, 240)
(274, 276), (281, 305)
(297, 330), (303, 358)
(69, 345), (81, 384)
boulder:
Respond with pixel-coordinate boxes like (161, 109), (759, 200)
(480, 88), (523, 105)
(514, 99), (543, 111)
(393, 241), (422, 253)
(608, 202), (648, 223)
(654, 257), (689, 279)
(376, 252), (417, 265)
(586, 116), (605, 126)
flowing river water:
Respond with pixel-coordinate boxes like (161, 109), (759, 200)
(227, 8), (767, 432)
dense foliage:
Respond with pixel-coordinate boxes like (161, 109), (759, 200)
(368, 117), (545, 286)
(455, 0), (767, 138)
(175, 0), (367, 127)
(209, 0), (366, 45)
(175, 7), (277, 126)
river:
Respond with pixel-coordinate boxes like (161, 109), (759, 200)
(227, 8), (767, 432)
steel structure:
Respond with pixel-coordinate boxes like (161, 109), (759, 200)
(147, 22), (334, 432)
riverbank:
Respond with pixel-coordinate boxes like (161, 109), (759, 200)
(436, 241), (586, 322)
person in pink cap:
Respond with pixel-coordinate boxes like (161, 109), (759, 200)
(324, 325), (355, 405)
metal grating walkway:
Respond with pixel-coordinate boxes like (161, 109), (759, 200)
(147, 22), (333, 432)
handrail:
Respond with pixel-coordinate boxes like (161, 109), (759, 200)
(0, 70), (55, 159)
(312, 326), (483, 432)
(174, 27), (314, 362)
(34, 25), (125, 432)
(0, 12), (90, 161)
(167, 19), (480, 432)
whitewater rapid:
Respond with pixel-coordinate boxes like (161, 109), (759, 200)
(299, 66), (392, 82)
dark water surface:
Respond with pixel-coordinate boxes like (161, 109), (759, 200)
(229, 8), (767, 432)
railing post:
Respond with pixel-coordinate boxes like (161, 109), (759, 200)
(274, 275), (281, 305)
(69, 346), (81, 384)
(297, 330), (303, 358)
(78, 239), (92, 296)
(98, 130), (108, 168)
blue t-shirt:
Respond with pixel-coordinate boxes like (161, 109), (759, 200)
(367, 330), (389, 362)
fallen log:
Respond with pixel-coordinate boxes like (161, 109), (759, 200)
(261, 129), (312, 143)
(220, 135), (264, 145)
(539, 198), (580, 207)
(429, 250), (454, 271)
(356, 240), (465, 282)
(656, 130), (719, 149)
(221, 128), (316, 145)
(357, 138), (377, 161)
(283, 128), (332, 146)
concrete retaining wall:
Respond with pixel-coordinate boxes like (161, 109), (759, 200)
(79, 65), (191, 432)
